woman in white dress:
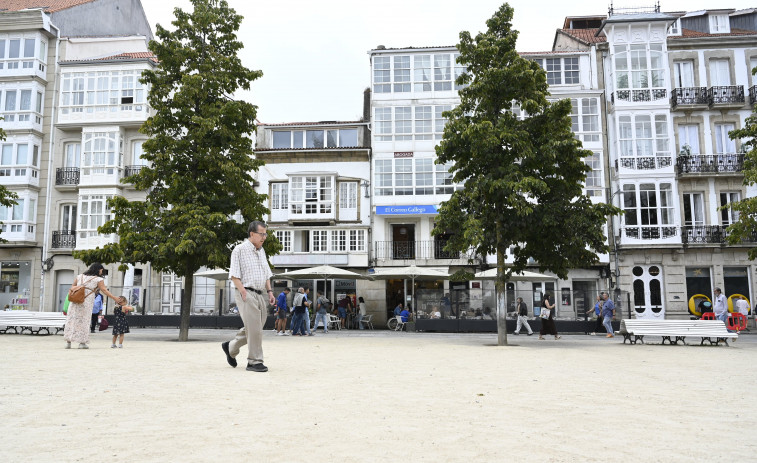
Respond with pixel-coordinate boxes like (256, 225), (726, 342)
(64, 263), (120, 349)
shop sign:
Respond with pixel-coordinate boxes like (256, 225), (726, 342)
(375, 205), (438, 215)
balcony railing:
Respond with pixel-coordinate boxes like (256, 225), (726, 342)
(618, 156), (672, 170)
(675, 154), (744, 175)
(614, 88), (668, 103)
(670, 87), (708, 108)
(124, 165), (144, 178)
(682, 225), (757, 245)
(52, 230), (76, 248)
(56, 167), (80, 185)
(374, 240), (476, 261)
(708, 86), (745, 105)
(622, 226), (678, 240)
(750, 85), (757, 105)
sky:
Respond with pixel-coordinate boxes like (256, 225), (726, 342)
(140, 0), (757, 123)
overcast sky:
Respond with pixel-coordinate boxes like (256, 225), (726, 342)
(140, 0), (756, 123)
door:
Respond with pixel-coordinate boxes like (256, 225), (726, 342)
(673, 61), (694, 88)
(572, 280), (596, 320)
(56, 270), (74, 312)
(64, 143), (80, 168)
(631, 265), (664, 319)
(392, 224), (415, 259)
(160, 273), (183, 313)
(709, 59), (731, 86)
(682, 193), (704, 242)
(678, 125), (700, 154)
(719, 192), (740, 226)
(61, 204), (77, 232)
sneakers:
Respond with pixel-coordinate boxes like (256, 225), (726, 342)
(118, 344), (123, 348)
(111, 344), (117, 348)
(65, 342), (71, 349)
(589, 332), (596, 336)
(276, 331), (284, 336)
(527, 333), (533, 336)
(512, 332), (520, 335)
(221, 341), (237, 368)
(78, 343), (89, 349)
(246, 363), (268, 372)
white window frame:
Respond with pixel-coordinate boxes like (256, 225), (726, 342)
(715, 123), (736, 154)
(311, 230), (329, 252)
(709, 14), (730, 34)
(349, 229), (366, 252)
(720, 192), (740, 226)
(682, 193), (705, 227)
(678, 125), (700, 154)
(583, 151), (602, 197)
(373, 56), (390, 93)
(393, 56), (410, 93)
(673, 61), (695, 88)
(338, 182), (357, 210)
(82, 132), (122, 175)
(331, 230), (347, 252)
(289, 175), (333, 215)
(78, 194), (113, 239)
(60, 204), (77, 232)
(271, 183), (288, 210)
(61, 70), (147, 115)
(274, 230), (292, 252)
(709, 59), (731, 86)
(621, 182), (676, 239)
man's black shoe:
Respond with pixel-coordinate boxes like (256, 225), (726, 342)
(512, 332), (519, 335)
(246, 363), (268, 372)
(221, 341), (237, 368)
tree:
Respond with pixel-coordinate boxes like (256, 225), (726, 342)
(74, 0), (279, 341)
(433, 4), (618, 346)
(0, 124), (18, 243)
(725, 66), (757, 256)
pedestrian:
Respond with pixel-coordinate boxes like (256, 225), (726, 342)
(357, 296), (366, 329)
(90, 290), (103, 333)
(601, 292), (616, 338)
(713, 287), (728, 324)
(275, 287), (290, 336)
(111, 296), (133, 348)
(313, 291), (330, 333)
(587, 295), (604, 335)
(221, 221), (276, 373)
(304, 288), (314, 336)
(338, 295), (351, 329)
(512, 297), (533, 335)
(291, 287), (310, 336)
(538, 293), (560, 340)
(64, 263), (120, 349)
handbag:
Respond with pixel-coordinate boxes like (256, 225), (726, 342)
(98, 317), (109, 331)
(540, 308), (551, 319)
(68, 276), (95, 304)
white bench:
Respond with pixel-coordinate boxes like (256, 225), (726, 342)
(0, 311), (67, 335)
(619, 319), (736, 346)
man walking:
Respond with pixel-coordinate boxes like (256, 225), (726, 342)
(275, 287), (290, 336)
(713, 287), (728, 323)
(601, 292), (615, 338)
(313, 291), (330, 333)
(221, 221), (275, 372)
(512, 297), (533, 335)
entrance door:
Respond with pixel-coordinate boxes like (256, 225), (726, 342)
(392, 224), (415, 259)
(56, 270), (74, 312)
(572, 280), (596, 319)
(160, 273), (183, 313)
(632, 265), (664, 319)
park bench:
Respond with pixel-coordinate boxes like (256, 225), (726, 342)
(0, 311), (66, 335)
(619, 319), (736, 346)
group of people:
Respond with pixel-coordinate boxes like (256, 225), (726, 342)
(586, 292), (616, 338)
(273, 287), (366, 336)
(63, 262), (134, 350)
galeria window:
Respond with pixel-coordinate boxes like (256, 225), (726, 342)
(374, 158), (459, 196)
(289, 175), (333, 215)
(272, 128), (359, 149)
(622, 183), (676, 239)
(0, 142), (39, 178)
(569, 98), (600, 142)
(617, 114), (670, 168)
(83, 132), (122, 175)
(531, 57), (579, 85)
(614, 43), (666, 102)
(374, 105), (453, 141)
(78, 194), (113, 239)
(0, 36), (41, 70)
(61, 70), (147, 114)
(1, 87), (43, 122)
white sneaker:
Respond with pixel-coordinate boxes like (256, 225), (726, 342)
(111, 344), (117, 348)
(117, 345), (123, 348)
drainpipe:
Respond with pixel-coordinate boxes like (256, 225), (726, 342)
(39, 23), (61, 312)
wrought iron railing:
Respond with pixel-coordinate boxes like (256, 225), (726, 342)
(614, 88), (667, 103)
(671, 87), (708, 108)
(52, 230), (76, 248)
(750, 85), (757, 105)
(619, 156), (672, 170)
(708, 86), (745, 105)
(374, 240), (476, 260)
(124, 165), (143, 178)
(682, 225), (757, 245)
(676, 154), (744, 175)
(55, 167), (80, 185)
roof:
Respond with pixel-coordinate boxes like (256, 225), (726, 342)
(559, 28), (607, 44)
(60, 51), (157, 64)
(671, 27), (757, 39)
(520, 50), (586, 56)
(0, 0), (96, 13)
(258, 120), (366, 127)
(370, 45), (457, 54)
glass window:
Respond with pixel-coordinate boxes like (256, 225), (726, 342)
(395, 159), (413, 195)
(546, 59), (562, 85)
(23, 39), (34, 58)
(434, 105), (451, 140)
(415, 158), (433, 194)
(306, 130), (324, 148)
(435, 162), (453, 194)
(349, 229), (365, 252)
(339, 182), (357, 209)
(414, 55), (431, 92)
(16, 144), (27, 165)
(415, 106), (432, 140)
(584, 152), (602, 196)
(373, 56), (390, 93)
(292, 131), (303, 148)
(375, 159), (393, 196)
(720, 192), (740, 225)
(393, 56), (410, 93)
(395, 107), (412, 138)
(8, 39), (19, 59)
(564, 57), (579, 84)
(434, 54), (452, 91)
(326, 130), (338, 148)
(339, 129), (357, 147)
(271, 183), (288, 210)
(275, 230), (291, 252)
(272, 131), (291, 149)
(332, 230), (347, 252)
(375, 108), (392, 141)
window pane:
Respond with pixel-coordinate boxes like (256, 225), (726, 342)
(272, 131), (291, 149)
(306, 130), (324, 148)
(326, 130), (338, 148)
(16, 144), (27, 164)
(339, 129), (357, 147)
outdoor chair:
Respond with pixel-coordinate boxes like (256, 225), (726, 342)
(394, 315), (406, 332)
(359, 314), (374, 330)
(327, 314), (341, 331)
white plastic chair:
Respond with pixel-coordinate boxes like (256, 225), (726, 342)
(327, 314), (341, 331)
(394, 315), (406, 331)
(359, 314), (374, 330)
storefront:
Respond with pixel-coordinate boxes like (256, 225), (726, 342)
(0, 261), (32, 310)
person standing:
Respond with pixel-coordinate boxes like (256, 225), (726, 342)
(538, 293), (560, 340)
(313, 291), (330, 333)
(512, 297), (533, 336)
(221, 221), (275, 373)
(601, 292), (616, 338)
(713, 287), (728, 323)
(291, 287), (310, 336)
(110, 296), (133, 348)
(275, 287), (290, 336)
(338, 295), (351, 329)
(587, 295), (604, 335)
(357, 296), (367, 329)
(64, 263), (120, 349)
(90, 290), (103, 333)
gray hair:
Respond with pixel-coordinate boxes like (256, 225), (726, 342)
(298, 287), (304, 293)
(248, 220), (267, 235)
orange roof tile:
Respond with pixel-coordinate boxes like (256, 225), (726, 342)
(559, 28), (607, 44)
(0, 0), (97, 13)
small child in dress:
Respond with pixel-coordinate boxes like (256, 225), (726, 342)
(111, 296), (133, 348)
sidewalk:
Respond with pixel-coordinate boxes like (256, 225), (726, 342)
(1, 329), (755, 462)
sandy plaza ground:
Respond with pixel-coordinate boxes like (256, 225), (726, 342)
(1, 327), (756, 462)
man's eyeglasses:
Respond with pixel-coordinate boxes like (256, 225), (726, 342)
(253, 231), (268, 238)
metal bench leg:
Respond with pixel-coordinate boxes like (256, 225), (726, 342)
(662, 336), (671, 345)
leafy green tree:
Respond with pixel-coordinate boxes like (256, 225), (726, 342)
(726, 66), (757, 257)
(0, 124), (18, 243)
(74, 0), (278, 340)
(433, 4), (618, 345)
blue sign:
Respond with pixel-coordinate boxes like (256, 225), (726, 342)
(375, 205), (438, 215)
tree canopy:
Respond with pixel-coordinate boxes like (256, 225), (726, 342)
(433, 4), (618, 345)
(74, 0), (278, 340)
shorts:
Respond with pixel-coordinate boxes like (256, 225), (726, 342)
(338, 308), (347, 318)
(276, 310), (288, 320)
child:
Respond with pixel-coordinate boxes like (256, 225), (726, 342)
(111, 296), (133, 348)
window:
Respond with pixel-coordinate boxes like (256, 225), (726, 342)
(373, 56), (390, 93)
(415, 106), (432, 140)
(349, 229), (366, 251)
(434, 54), (452, 91)
(668, 18), (682, 36)
(289, 175), (333, 215)
(715, 124), (736, 154)
(709, 59), (731, 86)
(311, 230), (328, 252)
(132, 141), (147, 166)
(709, 14), (730, 34)
(614, 44), (667, 101)
(274, 230), (292, 252)
(678, 125), (700, 154)
(339, 129), (358, 147)
(306, 130), (324, 148)
(415, 158), (433, 195)
(78, 194), (113, 238)
(673, 61), (694, 88)
(64, 143), (81, 168)
(61, 70), (147, 114)
(394, 107), (412, 140)
(617, 114), (670, 166)
(394, 159), (413, 195)
(434, 105), (451, 140)
(272, 183), (288, 210)
(332, 230), (347, 252)
(546, 58), (562, 85)
(682, 193), (704, 227)
(375, 159), (393, 196)
(435, 161), (454, 194)
(61, 204), (77, 232)
(584, 152), (602, 197)
(720, 192), (740, 226)
(454, 53), (467, 90)
(338, 182), (357, 209)
(83, 132), (121, 175)
(272, 131), (290, 149)
(414, 55), (432, 92)
(375, 108), (392, 141)
(393, 56), (410, 93)
(622, 183), (675, 238)
(570, 98), (600, 142)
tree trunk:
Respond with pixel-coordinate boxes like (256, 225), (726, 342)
(178, 270), (193, 341)
(496, 223), (508, 346)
